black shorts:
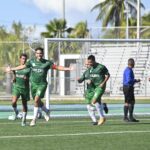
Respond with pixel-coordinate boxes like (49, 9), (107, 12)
(123, 85), (135, 104)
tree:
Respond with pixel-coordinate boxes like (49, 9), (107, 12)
(41, 18), (72, 38)
(91, 0), (145, 27)
(12, 21), (23, 39)
(69, 21), (89, 38)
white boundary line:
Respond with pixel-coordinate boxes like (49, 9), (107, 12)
(0, 130), (150, 139)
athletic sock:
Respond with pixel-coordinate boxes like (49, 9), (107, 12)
(13, 107), (19, 116)
(124, 105), (129, 118)
(95, 102), (104, 118)
(33, 107), (38, 120)
(87, 105), (97, 122)
(129, 105), (134, 119)
(41, 105), (49, 114)
(22, 112), (27, 122)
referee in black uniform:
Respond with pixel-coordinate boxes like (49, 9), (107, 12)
(123, 58), (140, 122)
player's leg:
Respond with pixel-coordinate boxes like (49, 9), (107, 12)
(30, 84), (38, 126)
(39, 100), (50, 121)
(30, 83), (49, 126)
(128, 87), (139, 122)
(11, 87), (20, 120)
(92, 87), (106, 125)
(102, 103), (109, 114)
(123, 85), (130, 122)
(85, 91), (97, 125)
(21, 90), (29, 126)
(11, 96), (19, 120)
(21, 99), (27, 126)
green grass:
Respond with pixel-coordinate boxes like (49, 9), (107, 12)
(0, 117), (150, 150)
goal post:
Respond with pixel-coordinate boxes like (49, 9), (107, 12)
(44, 38), (150, 110)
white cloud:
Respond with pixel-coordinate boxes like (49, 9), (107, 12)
(29, 0), (97, 15)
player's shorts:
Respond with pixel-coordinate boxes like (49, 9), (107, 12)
(12, 85), (30, 101)
(85, 89), (95, 104)
(31, 82), (47, 99)
(123, 85), (135, 104)
(92, 86), (105, 103)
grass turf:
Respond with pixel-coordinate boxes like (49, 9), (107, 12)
(0, 117), (150, 150)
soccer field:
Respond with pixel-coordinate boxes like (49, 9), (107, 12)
(0, 117), (150, 150)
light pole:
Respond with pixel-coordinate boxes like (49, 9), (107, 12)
(124, 0), (129, 39)
(137, 0), (140, 39)
(63, 0), (65, 20)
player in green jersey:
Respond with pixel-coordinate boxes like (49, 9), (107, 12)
(11, 53), (30, 126)
(7, 47), (73, 126)
(78, 60), (108, 125)
(87, 55), (110, 125)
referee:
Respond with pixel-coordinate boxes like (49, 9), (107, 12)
(123, 58), (140, 122)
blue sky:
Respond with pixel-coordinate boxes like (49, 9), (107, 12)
(0, 0), (149, 35)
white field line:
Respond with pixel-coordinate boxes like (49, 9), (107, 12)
(0, 130), (150, 139)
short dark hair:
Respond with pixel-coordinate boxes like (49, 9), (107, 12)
(128, 58), (135, 66)
(35, 47), (44, 53)
(88, 55), (95, 62)
(20, 53), (28, 59)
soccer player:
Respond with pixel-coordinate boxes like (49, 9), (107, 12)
(87, 55), (110, 125)
(77, 60), (108, 125)
(6, 47), (73, 126)
(11, 53), (30, 126)
(123, 58), (140, 122)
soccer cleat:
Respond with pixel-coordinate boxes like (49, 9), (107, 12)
(21, 121), (26, 127)
(98, 117), (106, 125)
(123, 117), (130, 122)
(37, 111), (43, 119)
(44, 111), (50, 122)
(92, 122), (98, 125)
(30, 119), (36, 126)
(103, 103), (108, 114)
(129, 117), (139, 122)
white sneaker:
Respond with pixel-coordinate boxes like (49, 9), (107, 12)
(30, 119), (36, 126)
(44, 111), (50, 122)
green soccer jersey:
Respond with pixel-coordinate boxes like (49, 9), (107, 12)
(78, 68), (95, 90)
(26, 58), (53, 84)
(89, 63), (110, 87)
(13, 68), (30, 88)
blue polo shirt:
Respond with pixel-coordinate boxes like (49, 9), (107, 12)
(123, 67), (136, 86)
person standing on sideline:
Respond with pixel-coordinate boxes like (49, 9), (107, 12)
(77, 59), (108, 125)
(123, 58), (140, 122)
(11, 53), (30, 126)
(87, 55), (110, 125)
(6, 47), (73, 126)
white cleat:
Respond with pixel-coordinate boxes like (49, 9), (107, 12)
(30, 119), (36, 126)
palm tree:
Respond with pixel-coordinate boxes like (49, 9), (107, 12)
(41, 18), (72, 38)
(69, 21), (89, 38)
(91, 0), (144, 27)
(12, 21), (23, 39)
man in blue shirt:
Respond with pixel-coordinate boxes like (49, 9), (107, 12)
(123, 58), (140, 122)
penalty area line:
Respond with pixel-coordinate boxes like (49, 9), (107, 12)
(0, 130), (150, 139)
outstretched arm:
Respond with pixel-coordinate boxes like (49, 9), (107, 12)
(53, 65), (74, 71)
(6, 65), (26, 72)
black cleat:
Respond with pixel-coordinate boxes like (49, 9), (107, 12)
(123, 117), (130, 122)
(129, 118), (139, 122)
(92, 122), (98, 125)
(103, 103), (108, 114)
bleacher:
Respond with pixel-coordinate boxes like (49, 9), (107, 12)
(76, 43), (150, 96)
